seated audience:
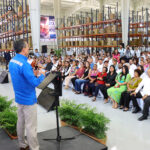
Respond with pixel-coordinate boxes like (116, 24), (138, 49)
(119, 69), (142, 111)
(138, 69), (150, 121)
(98, 65), (117, 103)
(74, 62), (90, 94)
(107, 65), (131, 109)
(62, 61), (70, 80)
(112, 49), (120, 63)
(71, 62), (85, 88)
(64, 60), (78, 89)
(130, 69), (150, 115)
(92, 67), (108, 102)
(84, 64), (98, 96)
(45, 58), (53, 72)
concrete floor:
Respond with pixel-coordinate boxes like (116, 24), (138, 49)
(0, 77), (150, 150)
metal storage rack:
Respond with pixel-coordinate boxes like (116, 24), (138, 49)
(57, 2), (122, 53)
(0, 0), (32, 55)
(129, 7), (150, 48)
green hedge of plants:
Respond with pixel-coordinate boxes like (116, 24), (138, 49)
(0, 96), (17, 136)
(58, 100), (110, 139)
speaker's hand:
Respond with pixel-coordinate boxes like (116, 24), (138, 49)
(39, 69), (45, 76)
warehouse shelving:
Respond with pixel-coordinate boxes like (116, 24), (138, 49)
(57, 2), (122, 53)
(0, 0), (32, 54)
(129, 8), (150, 48)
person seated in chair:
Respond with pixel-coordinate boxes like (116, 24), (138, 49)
(92, 67), (108, 102)
(107, 65), (131, 109)
(119, 69), (142, 112)
(98, 65), (117, 103)
(131, 69), (150, 121)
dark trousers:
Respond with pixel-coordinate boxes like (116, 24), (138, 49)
(120, 91), (132, 108)
(130, 92), (142, 109)
(143, 96), (150, 117)
(71, 77), (78, 88)
(88, 82), (95, 95)
(93, 84), (103, 97)
(99, 85), (110, 99)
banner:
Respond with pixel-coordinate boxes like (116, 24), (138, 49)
(40, 16), (56, 42)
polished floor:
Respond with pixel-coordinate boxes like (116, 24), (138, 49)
(0, 77), (150, 150)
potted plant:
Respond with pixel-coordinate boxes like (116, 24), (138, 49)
(0, 96), (13, 112)
(0, 108), (18, 139)
(0, 95), (18, 139)
(58, 100), (110, 145)
(54, 49), (62, 58)
(58, 100), (84, 130)
(79, 107), (110, 145)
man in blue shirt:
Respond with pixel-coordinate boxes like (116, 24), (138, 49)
(9, 39), (45, 150)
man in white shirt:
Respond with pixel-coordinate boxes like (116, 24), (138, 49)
(97, 58), (103, 72)
(134, 47), (141, 58)
(116, 63), (123, 74)
(129, 58), (137, 77)
(118, 44), (126, 58)
(131, 69), (150, 118)
(66, 48), (73, 56)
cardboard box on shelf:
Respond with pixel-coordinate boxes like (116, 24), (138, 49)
(76, 20), (81, 25)
(113, 41), (117, 46)
(75, 41), (79, 46)
(84, 41), (89, 46)
(79, 41), (83, 46)
(89, 41), (93, 46)
(68, 21), (73, 27)
(74, 29), (79, 36)
(84, 29), (89, 35)
(100, 40), (105, 46)
(79, 30), (84, 35)
(18, 6), (22, 17)
(86, 17), (91, 23)
(107, 38), (112, 46)
(98, 13), (103, 21)
(66, 31), (71, 37)
(63, 41), (66, 47)
(60, 24), (65, 28)
(105, 26), (112, 33)
(28, 19), (31, 30)
(93, 29), (99, 34)
(93, 41), (100, 46)
(1, 43), (6, 50)
(28, 36), (32, 48)
(10, 41), (14, 50)
(112, 25), (117, 33)
(109, 13), (116, 20)
(99, 29), (104, 34)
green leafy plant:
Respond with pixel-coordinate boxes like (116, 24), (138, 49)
(58, 100), (85, 127)
(0, 96), (13, 112)
(54, 49), (62, 57)
(0, 95), (17, 137)
(0, 109), (17, 136)
(80, 108), (110, 139)
(58, 99), (110, 139)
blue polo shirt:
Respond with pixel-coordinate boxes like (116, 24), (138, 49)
(9, 54), (45, 105)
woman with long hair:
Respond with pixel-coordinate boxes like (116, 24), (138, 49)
(92, 67), (108, 102)
(83, 64), (99, 96)
(119, 69), (142, 111)
(96, 65), (117, 103)
(64, 60), (78, 89)
(107, 65), (131, 109)
(112, 49), (120, 63)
